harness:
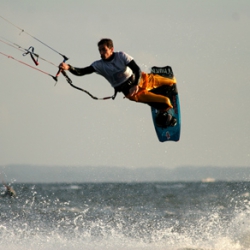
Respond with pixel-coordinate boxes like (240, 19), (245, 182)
(114, 74), (136, 96)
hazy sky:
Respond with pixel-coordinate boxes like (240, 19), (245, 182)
(1, 0), (250, 170)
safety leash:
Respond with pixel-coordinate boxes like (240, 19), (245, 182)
(61, 71), (117, 100)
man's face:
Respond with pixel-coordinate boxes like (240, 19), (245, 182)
(98, 44), (114, 60)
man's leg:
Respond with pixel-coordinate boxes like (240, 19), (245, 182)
(146, 74), (176, 90)
(126, 73), (176, 110)
(128, 89), (173, 110)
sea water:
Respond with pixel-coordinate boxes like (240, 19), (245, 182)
(0, 182), (250, 250)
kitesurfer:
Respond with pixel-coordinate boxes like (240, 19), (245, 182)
(59, 38), (177, 127)
(1, 184), (16, 198)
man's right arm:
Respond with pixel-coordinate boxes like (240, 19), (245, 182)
(68, 65), (96, 76)
(59, 63), (96, 76)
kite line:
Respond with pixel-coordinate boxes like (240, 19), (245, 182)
(0, 15), (115, 100)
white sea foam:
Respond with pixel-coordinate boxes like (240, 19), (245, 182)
(0, 182), (250, 250)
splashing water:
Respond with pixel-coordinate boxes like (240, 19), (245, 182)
(0, 182), (250, 250)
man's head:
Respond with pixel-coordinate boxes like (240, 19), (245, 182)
(98, 38), (114, 60)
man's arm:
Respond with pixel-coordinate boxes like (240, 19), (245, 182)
(127, 60), (141, 85)
(126, 60), (141, 97)
(59, 63), (96, 76)
(68, 65), (96, 76)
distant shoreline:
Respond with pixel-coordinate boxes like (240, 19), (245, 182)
(1, 165), (250, 183)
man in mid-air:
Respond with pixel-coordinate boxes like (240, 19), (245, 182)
(59, 38), (177, 127)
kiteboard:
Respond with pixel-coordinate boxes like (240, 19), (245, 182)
(150, 66), (181, 142)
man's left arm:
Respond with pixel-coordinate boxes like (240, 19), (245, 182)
(127, 60), (141, 85)
(126, 60), (141, 97)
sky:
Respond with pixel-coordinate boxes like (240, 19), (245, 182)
(1, 0), (250, 172)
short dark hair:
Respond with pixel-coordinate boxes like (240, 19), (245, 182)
(97, 38), (113, 48)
